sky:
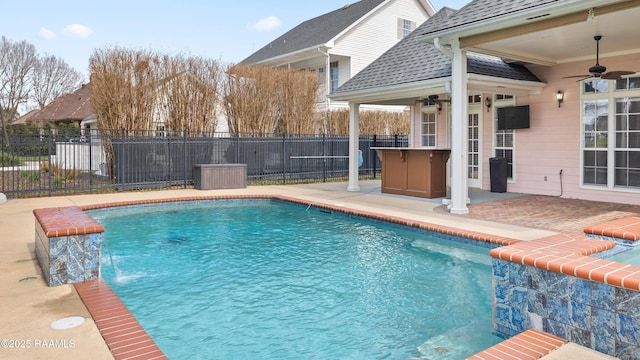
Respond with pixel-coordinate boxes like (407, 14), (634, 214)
(3, 0), (470, 80)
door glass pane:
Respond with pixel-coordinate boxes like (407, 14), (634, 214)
(468, 114), (479, 180)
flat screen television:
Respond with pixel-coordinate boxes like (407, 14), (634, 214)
(497, 105), (530, 130)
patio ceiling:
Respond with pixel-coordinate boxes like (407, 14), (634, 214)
(457, 2), (640, 66)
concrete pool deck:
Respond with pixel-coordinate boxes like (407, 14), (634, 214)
(0, 180), (618, 359)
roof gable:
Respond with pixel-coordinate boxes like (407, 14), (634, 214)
(241, 0), (388, 64)
(332, 7), (541, 96)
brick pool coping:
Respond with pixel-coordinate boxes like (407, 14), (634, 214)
(75, 279), (167, 360)
(33, 206), (105, 237)
(584, 216), (640, 242)
(467, 329), (567, 360)
(33, 195), (633, 359)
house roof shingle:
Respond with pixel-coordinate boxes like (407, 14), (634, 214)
(332, 7), (541, 96)
(415, 0), (567, 37)
(15, 84), (93, 126)
(241, 0), (387, 64)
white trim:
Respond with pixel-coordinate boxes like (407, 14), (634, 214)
(330, 75), (545, 104)
(467, 106), (482, 188)
(579, 78), (640, 192)
(329, 79), (449, 102)
(419, 107), (438, 148)
(492, 96), (517, 184)
(251, 45), (333, 66)
(467, 74), (547, 94)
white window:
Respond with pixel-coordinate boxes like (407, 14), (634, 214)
(468, 94), (482, 104)
(581, 76), (640, 190)
(421, 111), (436, 147)
(493, 95), (515, 179)
(397, 18), (415, 39)
(329, 61), (339, 92)
(317, 66), (325, 84)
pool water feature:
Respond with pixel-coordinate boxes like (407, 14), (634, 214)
(609, 245), (640, 265)
(90, 199), (502, 359)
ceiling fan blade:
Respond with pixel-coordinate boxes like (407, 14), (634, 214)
(601, 73), (622, 80)
(603, 70), (636, 79)
(564, 75), (591, 78)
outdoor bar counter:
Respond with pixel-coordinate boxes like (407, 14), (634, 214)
(373, 148), (450, 199)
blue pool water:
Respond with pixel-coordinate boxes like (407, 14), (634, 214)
(610, 246), (640, 266)
(90, 200), (502, 359)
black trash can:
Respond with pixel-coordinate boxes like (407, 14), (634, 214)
(489, 157), (508, 193)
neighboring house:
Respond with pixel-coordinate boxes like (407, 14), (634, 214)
(241, 0), (436, 112)
(330, 0), (640, 212)
(13, 83), (93, 129)
(14, 79), (228, 135)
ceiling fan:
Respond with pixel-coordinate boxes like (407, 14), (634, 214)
(422, 94), (450, 106)
(565, 35), (635, 81)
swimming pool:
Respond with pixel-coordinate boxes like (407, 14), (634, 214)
(90, 199), (502, 359)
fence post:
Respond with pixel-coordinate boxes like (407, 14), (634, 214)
(183, 130), (188, 188)
(394, 134), (399, 147)
(322, 133), (327, 182)
(234, 132), (240, 164)
(88, 131), (93, 194)
(48, 130), (53, 196)
(119, 128), (125, 191)
(282, 133), (286, 184)
(372, 134), (377, 179)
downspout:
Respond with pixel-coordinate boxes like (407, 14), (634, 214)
(434, 37), (454, 148)
(433, 37), (454, 59)
(318, 48), (331, 111)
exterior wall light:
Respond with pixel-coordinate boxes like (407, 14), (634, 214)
(485, 97), (491, 112)
(556, 90), (564, 108)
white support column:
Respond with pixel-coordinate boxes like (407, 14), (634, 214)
(348, 102), (361, 192)
(409, 103), (415, 148)
(449, 41), (469, 214)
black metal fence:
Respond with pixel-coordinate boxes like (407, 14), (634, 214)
(0, 128), (407, 198)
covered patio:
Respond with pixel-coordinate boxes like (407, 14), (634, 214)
(331, 0), (640, 214)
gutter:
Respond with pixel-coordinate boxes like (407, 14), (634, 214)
(247, 44), (330, 66)
(318, 48), (331, 110)
(329, 78), (449, 102)
(329, 72), (547, 103)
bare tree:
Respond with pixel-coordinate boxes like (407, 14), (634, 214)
(157, 55), (222, 134)
(223, 64), (320, 135)
(31, 54), (84, 109)
(90, 47), (223, 134)
(0, 36), (37, 144)
(89, 47), (160, 132)
(323, 109), (410, 136)
(223, 65), (281, 135)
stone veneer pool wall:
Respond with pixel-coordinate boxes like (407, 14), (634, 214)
(33, 206), (104, 287)
(491, 232), (640, 358)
